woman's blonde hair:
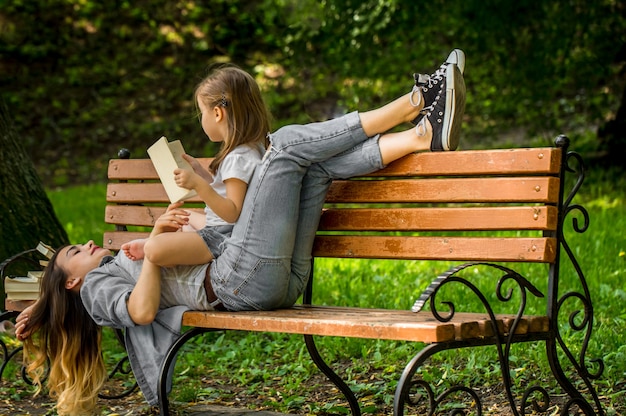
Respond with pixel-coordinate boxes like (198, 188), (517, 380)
(195, 64), (271, 173)
(22, 247), (108, 415)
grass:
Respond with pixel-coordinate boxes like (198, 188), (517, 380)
(6, 162), (624, 414)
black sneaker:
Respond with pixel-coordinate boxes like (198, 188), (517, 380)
(419, 63), (465, 151)
(410, 49), (465, 125)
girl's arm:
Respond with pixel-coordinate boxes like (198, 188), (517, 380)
(126, 204), (189, 324)
(175, 168), (247, 224)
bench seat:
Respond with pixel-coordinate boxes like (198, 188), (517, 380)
(182, 306), (549, 343)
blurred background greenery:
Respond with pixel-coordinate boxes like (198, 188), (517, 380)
(1, 0), (625, 187)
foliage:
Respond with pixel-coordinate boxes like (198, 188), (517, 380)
(0, 0), (625, 187)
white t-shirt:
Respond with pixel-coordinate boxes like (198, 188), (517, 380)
(204, 143), (264, 226)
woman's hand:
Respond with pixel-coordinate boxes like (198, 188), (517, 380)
(15, 303), (37, 341)
(151, 202), (190, 236)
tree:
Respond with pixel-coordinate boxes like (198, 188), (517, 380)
(0, 100), (69, 270)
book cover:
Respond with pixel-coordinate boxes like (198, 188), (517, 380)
(147, 136), (198, 203)
(6, 291), (39, 301)
(4, 276), (40, 300)
(36, 241), (55, 259)
(28, 270), (43, 280)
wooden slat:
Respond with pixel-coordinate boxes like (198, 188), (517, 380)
(107, 148), (560, 180)
(319, 206), (558, 231)
(181, 305), (550, 343)
(108, 177), (561, 205)
(104, 233), (557, 262)
(106, 205), (557, 231)
(108, 158), (213, 180)
(182, 306), (456, 343)
(107, 183), (207, 204)
(325, 177), (560, 204)
(103, 231), (150, 250)
(105, 205), (205, 227)
(372, 147), (561, 177)
(370, 147), (562, 176)
(312, 236), (557, 262)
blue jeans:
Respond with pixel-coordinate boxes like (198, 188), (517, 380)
(210, 112), (384, 310)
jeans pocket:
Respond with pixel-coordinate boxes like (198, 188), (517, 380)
(233, 259), (290, 310)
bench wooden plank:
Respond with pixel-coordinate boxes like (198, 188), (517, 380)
(103, 233), (556, 262)
(103, 231), (150, 250)
(105, 205), (557, 231)
(108, 177), (560, 205)
(313, 236), (556, 262)
(319, 206), (558, 231)
(325, 177), (560, 204)
(371, 148), (560, 177)
(105, 206), (204, 227)
(107, 148), (561, 180)
(181, 306), (550, 344)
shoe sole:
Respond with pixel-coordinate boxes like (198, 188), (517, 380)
(441, 64), (466, 151)
(447, 49), (466, 74)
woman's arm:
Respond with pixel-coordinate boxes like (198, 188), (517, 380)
(126, 204), (190, 325)
(14, 302), (37, 341)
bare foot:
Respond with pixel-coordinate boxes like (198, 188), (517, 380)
(121, 239), (146, 261)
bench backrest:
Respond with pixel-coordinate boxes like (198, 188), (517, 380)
(105, 147), (563, 264)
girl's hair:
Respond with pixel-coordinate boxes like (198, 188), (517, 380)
(195, 64), (271, 173)
(22, 246), (107, 416)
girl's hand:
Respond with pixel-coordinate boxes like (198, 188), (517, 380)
(151, 203), (190, 236)
(173, 168), (201, 190)
(182, 153), (213, 184)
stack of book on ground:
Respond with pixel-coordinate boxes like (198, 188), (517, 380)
(3, 242), (55, 303)
(4, 271), (42, 301)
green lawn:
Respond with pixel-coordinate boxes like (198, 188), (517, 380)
(39, 164), (626, 415)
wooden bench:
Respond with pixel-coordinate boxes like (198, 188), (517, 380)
(3, 136), (603, 414)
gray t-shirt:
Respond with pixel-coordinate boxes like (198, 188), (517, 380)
(80, 254), (210, 405)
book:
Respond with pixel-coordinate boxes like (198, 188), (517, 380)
(36, 241), (55, 259)
(28, 270), (43, 280)
(147, 136), (198, 203)
(4, 275), (40, 301)
(6, 291), (39, 301)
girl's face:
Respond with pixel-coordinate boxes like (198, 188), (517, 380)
(56, 241), (111, 293)
(198, 98), (225, 143)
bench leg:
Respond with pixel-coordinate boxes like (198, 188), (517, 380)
(394, 341), (484, 416)
(304, 334), (361, 415)
(158, 327), (215, 416)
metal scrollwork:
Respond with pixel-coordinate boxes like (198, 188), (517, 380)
(406, 380), (482, 415)
(544, 143), (605, 414)
(400, 263), (548, 416)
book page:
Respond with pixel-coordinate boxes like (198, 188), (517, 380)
(147, 136), (198, 203)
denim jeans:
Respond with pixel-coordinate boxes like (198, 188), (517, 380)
(210, 111), (384, 310)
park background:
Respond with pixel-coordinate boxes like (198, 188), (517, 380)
(1, 1), (625, 415)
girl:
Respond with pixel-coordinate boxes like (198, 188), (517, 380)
(121, 66), (268, 267)
(16, 53), (466, 415)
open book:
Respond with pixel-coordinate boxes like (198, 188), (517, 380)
(147, 136), (198, 203)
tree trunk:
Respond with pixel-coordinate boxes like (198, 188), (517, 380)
(0, 100), (69, 276)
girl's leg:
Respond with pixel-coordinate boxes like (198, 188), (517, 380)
(288, 125), (429, 290)
(121, 239), (147, 261)
(144, 232), (213, 267)
(213, 66), (464, 310)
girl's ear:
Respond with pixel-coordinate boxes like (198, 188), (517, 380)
(214, 105), (225, 122)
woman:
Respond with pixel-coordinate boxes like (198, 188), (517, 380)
(16, 51), (466, 415)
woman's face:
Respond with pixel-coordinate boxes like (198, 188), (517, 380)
(56, 241), (111, 292)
